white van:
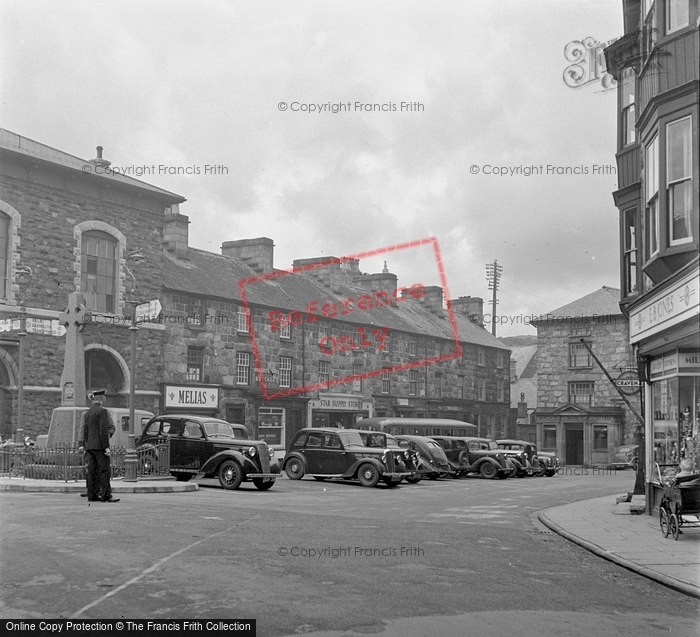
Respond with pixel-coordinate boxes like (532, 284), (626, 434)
(36, 407), (155, 449)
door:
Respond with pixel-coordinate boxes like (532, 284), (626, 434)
(565, 425), (584, 464)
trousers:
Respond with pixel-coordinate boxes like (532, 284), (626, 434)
(85, 450), (112, 501)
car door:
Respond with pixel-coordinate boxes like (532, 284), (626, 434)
(300, 430), (324, 473)
(320, 432), (351, 474)
(180, 420), (211, 469)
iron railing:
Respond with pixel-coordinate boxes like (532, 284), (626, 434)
(0, 439), (170, 482)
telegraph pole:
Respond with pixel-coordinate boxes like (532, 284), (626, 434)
(485, 260), (503, 336)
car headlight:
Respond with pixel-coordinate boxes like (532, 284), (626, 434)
(268, 447), (275, 459)
(248, 446), (257, 457)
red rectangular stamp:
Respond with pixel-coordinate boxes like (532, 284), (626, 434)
(238, 237), (462, 400)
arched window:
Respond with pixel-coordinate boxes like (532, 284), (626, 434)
(0, 213), (9, 301)
(85, 348), (125, 400)
(81, 230), (117, 313)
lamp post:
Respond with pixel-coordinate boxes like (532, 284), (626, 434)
(15, 265), (33, 442)
(124, 251), (145, 482)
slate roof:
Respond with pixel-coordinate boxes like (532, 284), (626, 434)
(533, 286), (622, 322)
(0, 129), (185, 202)
(509, 344), (537, 378)
(163, 247), (509, 350)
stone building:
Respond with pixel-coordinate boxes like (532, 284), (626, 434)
(531, 286), (642, 466)
(604, 0), (699, 511)
(160, 221), (512, 447)
(0, 129), (185, 437)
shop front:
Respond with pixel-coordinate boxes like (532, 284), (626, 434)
(628, 263), (700, 514)
(308, 394), (372, 428)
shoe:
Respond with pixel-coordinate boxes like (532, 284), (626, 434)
(101, 497), (120, 503)
(80, 493), (88, 497)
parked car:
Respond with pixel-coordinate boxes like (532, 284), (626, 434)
(136, 415), (279, 490)
(394, 435), (455, 479)
(497, 439), (559, 477)
(283, 428), (414, 487)
(496, 439), (537, 477)
(612, 445), (639, 471)
(357, 430), (422, 483)
(535, 450), (560, 476)
(433, 436), (512, 479)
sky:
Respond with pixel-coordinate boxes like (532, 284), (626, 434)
(0, 0), (625, 337)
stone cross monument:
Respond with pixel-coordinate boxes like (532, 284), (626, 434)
(57, 293), (88, 407)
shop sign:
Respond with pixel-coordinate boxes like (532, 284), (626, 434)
(629, 268), (699, 343)
(309, 397), (371, 411)
(163, 384), (220, 410)
(678, 351), (700, 373)
(440, 405), (461, 411)
(396, 398), (409, 406)
(614, 370), (642, 395)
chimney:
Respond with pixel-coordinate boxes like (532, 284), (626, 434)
(292, 257), (342, 292)
(222, 238), (274, 274)
(164, 211), (190, 259)
(510, 358), (518, 383)
(419, 286), (444, 316)
(353, 269), (398, 305)
(89, 146), (111, 168)
(450, 296), (483, 326)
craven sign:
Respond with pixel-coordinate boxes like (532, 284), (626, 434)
(614, 370), (643, 395)
(162, 384), (220, 411)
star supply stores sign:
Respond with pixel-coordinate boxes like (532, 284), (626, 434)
(162, 383), (220, 412)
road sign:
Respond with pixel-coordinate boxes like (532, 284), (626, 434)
(135, 299), (162, 323)
(26, 318), (66, 336)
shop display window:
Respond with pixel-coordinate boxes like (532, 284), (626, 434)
(652, 376), (700, 473)
(259, 407), (285, 446)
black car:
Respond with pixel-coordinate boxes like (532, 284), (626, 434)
(432, 435), (512, 479)
(136, 415), (279, 490)
(357, 430), (422, 483)
(283, 428), (414, 487)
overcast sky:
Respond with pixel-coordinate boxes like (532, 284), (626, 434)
(1, 0), (624, 337)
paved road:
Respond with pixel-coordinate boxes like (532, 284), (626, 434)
(1, 471), (698, 636)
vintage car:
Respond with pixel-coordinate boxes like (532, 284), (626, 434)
(357, 430), (422, 483)
(283, 428), (414, 487)
(394, 435), (455, 479)
(612, 445), (640, 471)
(433, 436), (512, 479)
(136, 415), (279, 490)
(497, 439), (559, 477)
(495, 439), (537, 477)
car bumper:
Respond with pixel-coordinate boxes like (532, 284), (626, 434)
(383, 471), (414, 479)
(246, 473), (278, 480)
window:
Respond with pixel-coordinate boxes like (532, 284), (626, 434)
(593, 426), (608, 450)
(318, 324), (327, 341)
(0, 213), (9, 300)
(569, 342), (591, 367)
(622, 209), (638, 295)
(496, 352), (504, 368)
(435, 373), (442, 398)
(477, 349), (485, 366)
(236, 352), (250, 385)
(643, 0), (657, 55)
(186, 347), (204, 382)
(543, 425), (557, 449)
(81, 230), (117, 313)
(497, 380), (504, 402)
(667, 117), (693, 245)
(279, 357), (292, 388)
(409, 339), (417, 357)
(352, 364), (362, 392)
(458, 376), (465, 399)
(280, 322), (291, 340)
(409, 371), (418, 396)
(237, 306), (249, 332)
(666, 0), (689, 33)
(319, 361), (330, 386)
(645, 136), (659, 257)
(478, 378), (486, 401)
(381, 369), (390, 394)
(188, 301), (204, 329)
(569, 381), (594, 406)
(620, 69), (635, 147)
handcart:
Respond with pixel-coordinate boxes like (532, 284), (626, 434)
(657, 464), (700, 541)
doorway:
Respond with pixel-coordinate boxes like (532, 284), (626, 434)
(565, 424), (584, 464)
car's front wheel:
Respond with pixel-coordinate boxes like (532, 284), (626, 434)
(357, 463), (380, 487)
(218, 460), (243, 490)
(285, 458), (305, 480)
(480, 462), (497, 479)
(535, 462), (547, 477)
(253, 478), (274, 491)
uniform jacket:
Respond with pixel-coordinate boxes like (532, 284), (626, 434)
(81, 403), (112, 451)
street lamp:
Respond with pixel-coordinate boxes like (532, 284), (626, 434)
(124, 251), (145, 482)
(15, 265), (33, 442)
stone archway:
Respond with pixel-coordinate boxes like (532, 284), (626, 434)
(84, 345), (128, 408)
(0, 348), (17, 438)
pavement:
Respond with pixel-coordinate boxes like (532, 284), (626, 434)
(1, 476), (698, 599)
(538, 494), (700, 599)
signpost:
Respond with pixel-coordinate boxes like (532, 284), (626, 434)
(135, 299), (162, 323)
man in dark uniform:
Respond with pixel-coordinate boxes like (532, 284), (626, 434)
(78, 390), (119, 503)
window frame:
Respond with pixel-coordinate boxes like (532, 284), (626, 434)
(186, 347), (204, 382)
(568, 381), (595, 406)
(622, 208), (639, 295)
(569, 342), (592, 368)
(237, 306), (249, 333)
(645, 135), (660, 259)
(409, 370), (417, 396)
(318, 360), (330, 386)
(381, 369), (391, 395)
(278, 356), (292, 388)
(236, 351), (250, 385)
(665, 0), (689, 34)
(666, 116), (693, 246)
(81, 229), (118, 314)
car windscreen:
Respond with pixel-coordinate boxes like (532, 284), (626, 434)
(203, 421), (247, 438)
(486, 441), (498, 450)
(339, 431), (364, 447)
